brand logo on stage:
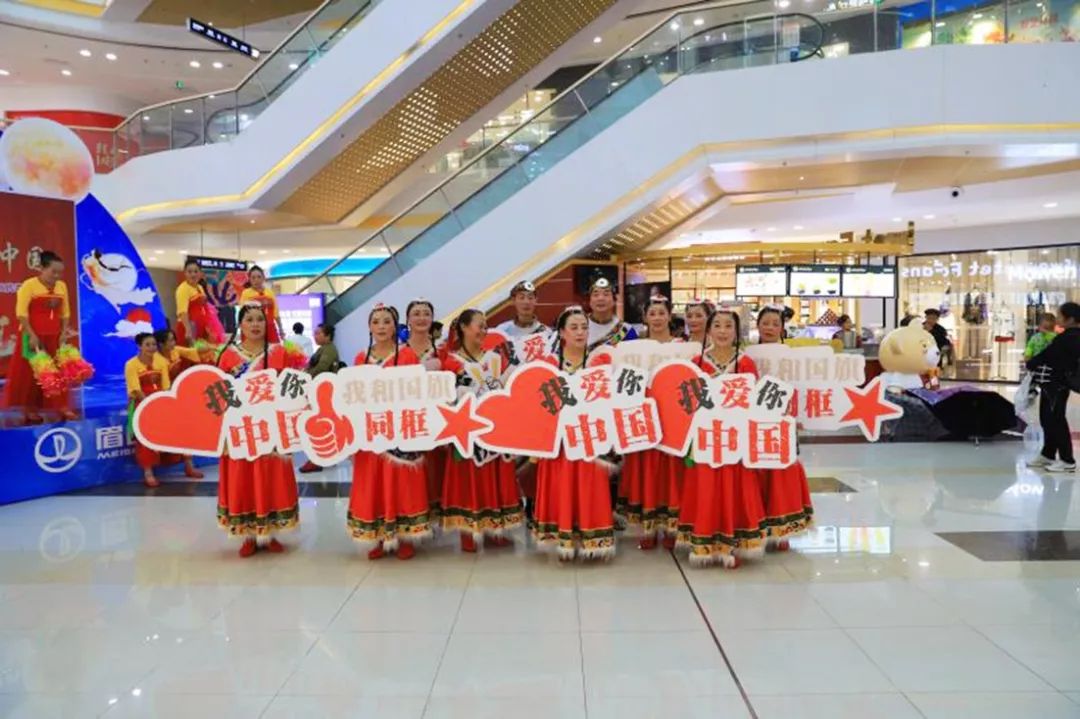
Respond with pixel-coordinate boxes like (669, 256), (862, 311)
(34, 428), (82, 474)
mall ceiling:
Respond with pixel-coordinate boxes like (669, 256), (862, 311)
(135, 0), (321, 27)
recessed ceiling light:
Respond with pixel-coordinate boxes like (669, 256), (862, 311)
(239, 114), (249, 121)
(189, 60), (201, 68)
(923, 214), (936, 219)
(282, 249), (291, 254)
(767, 227), (777, 232)
(212, 61), (224, 69)
(183, 108), (194, 114)
(669, 22), (680, 31)
(105, 52), (117, 61)
(777, 0), (791, 7)
(249, 219), (256, 224)
(593, 36), (602, 44)
(793, 225), (804, 230)
(208, 94), (216, 99)
(142, 115), (150, 121)
(1043, 201), (1059, 208)
(0, 69), (9, 76)
(258, 250), (267, 255)
(154, 249), (165, 254)
(79, 49), (92, 58)
(798, 175), (805, 181)
(61, 69), (72, 76)
(288, 62), (299, 70)
(892, 217), (902, 222)
(147, 256), (158, 262)
(693, 17), (705, 26)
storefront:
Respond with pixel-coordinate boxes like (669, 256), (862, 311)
(897, 244), (1079, 382)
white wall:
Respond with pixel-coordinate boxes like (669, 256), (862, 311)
(92, 0), (510, 227)
(334, 42), (1080, 359)
(914, 216), (1080, 254)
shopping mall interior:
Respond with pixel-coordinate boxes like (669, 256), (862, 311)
(1, 0), (1080, 717)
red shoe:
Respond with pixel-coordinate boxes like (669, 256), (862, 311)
(729, 556), (742, 569)
(59, 410), (79, 422)
(661, 535), (676, 551)
(397, 542), (416, 560)
(239, 538), (257, 558)
(638, 536), (657, 551)
(490, 536), (512, 548)
(460, 534), (477, 553)
(299, 461), (323, 474)
(367, 543), (385, 560)
(776, 539), (790, 552)
(25, 413), (44, 425)
(267, 538), (285, 553)
(143, 475), (160, 489)
(184, 466), (204, 479)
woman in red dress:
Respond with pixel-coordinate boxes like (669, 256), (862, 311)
(153, 328), (206, 480)
(532, 306), (615, 562)
(3, 251), (77, 424)
(755, 306), (813, 550)
(239, 266), (285, 343)
(441, 309), (522, 552)
(617, 296), (684, 550)
(215, 304), (300, 557)
(176, 258), (225, 346)
(404, 298), (447, 521)
(347, 304), (429, 560)
(678, 309), (767, 567)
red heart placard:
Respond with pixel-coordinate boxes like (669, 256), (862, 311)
(649, 360), (703, 457)
(133, 366), (232, 456)
(474, 363), (562, 457)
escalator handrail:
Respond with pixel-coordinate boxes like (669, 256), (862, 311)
(299, 2), (825, 295)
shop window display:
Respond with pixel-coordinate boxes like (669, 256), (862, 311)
(898, 245), (1079, 382)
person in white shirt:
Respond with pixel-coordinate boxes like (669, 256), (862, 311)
(586, 277), (637, 352)
(286, 322), (315, 356)
(496, 281), (550, 340)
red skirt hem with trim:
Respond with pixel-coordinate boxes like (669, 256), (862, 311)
(441, 456), (522, 537)
(616, 449), (683, 537)
(217, 454), (299, 537)
(759, 461), (814, 539)
(348, 451), (432, 547)
(677, 462), (766, 565)
(532, 456), (614, 559)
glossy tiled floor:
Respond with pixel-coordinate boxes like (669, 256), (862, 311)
(1, 441), (1079, 719)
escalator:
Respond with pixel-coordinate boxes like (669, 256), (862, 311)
(300, 1), (825, 330)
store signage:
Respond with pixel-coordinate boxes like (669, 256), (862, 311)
(187, 18), (261, 59)
(187, 255), (247, 272)
(900, 256), (1078, 283)
(841, 266), (895, 298)
(789, 265), (841, 298)
(735, 265), (788, 298)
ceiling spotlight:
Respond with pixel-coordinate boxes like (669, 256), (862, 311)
(798, 175), (805, 181)
(693, 17), (705, 26)
(892, 217), (902, 222)
(0, 69), (9, 76)
(593, 36), (602, 44)
(61, 68), (72, 76)
(283, 249), (292, 254)
(793, 225), (804, 230)
(79, 49), (92, 58)
(239, 114), (249, 121)
(767, 227), (777, 232)
(142, 115), (150, 121)
(258, 250), (267, 255)
(288, 62), (299, 70)
(154, 249), (164, 254)
(777, 0), (791, 8)
(935, 21), (946, 27)
(670, 21), (680, 30)
(923, 214), (936, 219)
(105, 52), (117, 61)
(208, 94), (216, 100)
(1043, 201), (1059, 208)
(212, 61), (224, 69)
(249, 219), (256, 224)
(183, 108), (194, 114)
(189, 60), (201, 68)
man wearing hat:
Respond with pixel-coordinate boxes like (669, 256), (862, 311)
(587, 276), (637, 352)
(496, 280), (550, 340)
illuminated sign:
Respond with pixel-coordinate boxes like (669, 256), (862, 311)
(187, 18), (261, 59)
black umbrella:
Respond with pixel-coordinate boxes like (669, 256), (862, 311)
(930, 390), (1017, 441)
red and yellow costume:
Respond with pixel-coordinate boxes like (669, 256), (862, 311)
(239, 287), (281, 343)
(176, 281), (225, 346)
(3, 277), (71, 414)
(677, 353), (768, 567)
(441, 348), (522, 540)
(759, 459), (814, 544)
(532, 354), (615, 560)
(160, 345), (201, 382)
(347, 345), (433, 550)
(124, 354), (180, 470)
(216, 344), (299, 536)
(616, 338), (684, 542)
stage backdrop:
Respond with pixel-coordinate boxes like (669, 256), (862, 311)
(1, 118), (169, 504)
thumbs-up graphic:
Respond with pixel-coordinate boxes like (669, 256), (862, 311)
(305, 380), (355, 461)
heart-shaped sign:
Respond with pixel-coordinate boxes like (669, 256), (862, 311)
(134, 366), (232, 456)
(474, 363), (562, 458)
(649, 360), (705, 457)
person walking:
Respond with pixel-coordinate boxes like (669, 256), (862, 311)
(1026, 302), (1079, 473)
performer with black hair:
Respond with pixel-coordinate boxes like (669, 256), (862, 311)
(754, 306), (813, 550)
(403, 298), (447, 517)
(240, 265), (285, 343)
(617, 296), (683, 550)
(176, 258), (225, 346)
(347, 304), (430, 560)
(125, 332), (178, 488)
(3, 250), (78, 423)
(586, 277), (636, 353)
(684, 298), (714, 345)
(215, 303), (299, 557)
(496, 281), (549, 340)
(532, 306), (615, 561)
(441, 308), (522, 552)
(677, 308), (767, 567)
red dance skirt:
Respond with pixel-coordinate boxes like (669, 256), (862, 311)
(759, 461), (814, 541)
(134, 441), (181, 471)
(616, 449), (684, 538)
(532, 456), (614, 560)
(217, 455), (299, 537)
(441, 456), (522, 538)
(677, 463), (766, 567)
(3, 332), (70, 413)
(348, 451), (432, 549)
(176, 299), (225, 346)
(426, 446), (448, 517)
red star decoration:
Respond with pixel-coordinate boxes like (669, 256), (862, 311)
(840, 377), (903, 442)
(435, 394), (492, 456)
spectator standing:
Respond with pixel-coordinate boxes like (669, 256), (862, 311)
(286, 322), (315, 356)
(1026, 302), (1079, 473)
(1024, 312), (1058, 361)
